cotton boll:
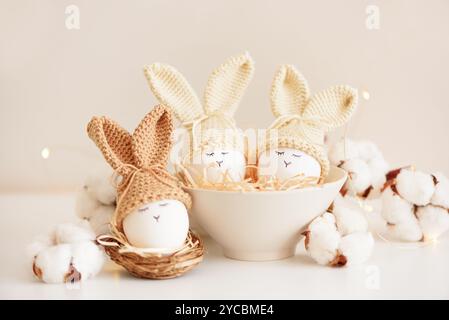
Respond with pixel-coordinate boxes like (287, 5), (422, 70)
(332, 195), (368, 236)
(34, 244), (72, 284)
(381, 187), (415, 224)
(339, 232), (374, 265)
(431, 172), (449, 208)
(328, 139), (359, 165)
(340, 158), (372, 193)
(54, 222), (96, 244)
(395, 169), (435, 206)
(388, 218), (423, 242)
(368, 157), (389, 190)
(305, 212), (341, 265)
(84, 169), (116, 206)
(416, 205), (449, 241)
(89, 206), (114, 236)
(71, 242), (105, 280)
(356, 141), (382, 162)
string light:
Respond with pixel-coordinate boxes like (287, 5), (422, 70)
(362, 91), (370, 101)
(41, 147), (50, 159)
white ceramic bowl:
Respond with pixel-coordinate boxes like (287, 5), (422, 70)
(186, 166), (347, 261)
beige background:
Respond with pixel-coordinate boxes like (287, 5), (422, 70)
(1, 0), (448, 192)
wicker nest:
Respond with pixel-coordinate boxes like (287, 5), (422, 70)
(97, 230), (204, 279)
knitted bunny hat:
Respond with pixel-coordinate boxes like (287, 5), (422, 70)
(87, 105), (191, 233)
(143, 52), (255, 160)
(263, 65), (358, 181)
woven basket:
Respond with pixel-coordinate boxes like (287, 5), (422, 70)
(98, 230), (204, 279)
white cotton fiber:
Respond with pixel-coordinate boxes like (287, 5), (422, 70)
(75, 189), (100, 220)
(88, 205), (114, 236)
(340, 158), (373, 193)
(362, 198), (388, 234)
(76, 169), (117, 236)
(416, 205), (449, 241)
(339, 232), (374, 265)
(322, 211), (337, 225)
(71, 241), (105, 280)
(388, 217), (423, 242)
(84, 169), (116, 205)
(430, 172), (449, 208)
(367, 157), (389, 189)
(328, 139), (359, 165)
(332, 195), (368, 236)
(54, 222), (96, 244)
(305, 212), (341, 265)
(356, 140), (383, 162)
(381, 187), (415, 225)
(395, 169), (435, 206)
(27, 234), (55, 259)
(34, 244), (73, 284)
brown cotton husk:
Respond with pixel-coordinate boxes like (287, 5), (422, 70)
(330, 251), (347, 267)
(64, 262), (82, 283)
(302, 230), (310, 250)
(32, 259), (43, 280)
(174, 163), (320, 192)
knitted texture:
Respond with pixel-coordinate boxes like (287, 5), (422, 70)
(263, 65), (358, 181)
(87, 105), (192, 233)
(143, 52), (254, 158)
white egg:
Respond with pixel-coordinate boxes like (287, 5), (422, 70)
(258, 148), (321, 181)
(188, 149), (246, 184)
(123, 200), (189, 249)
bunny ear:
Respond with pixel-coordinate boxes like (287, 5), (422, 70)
(143, 63), (203, 123)
(303, 85), (358, 131)
(271, 65), (310, 117)
(87, 117), (134, 174)
(203, 52), (255, 115)
(132, 105), (173, 168)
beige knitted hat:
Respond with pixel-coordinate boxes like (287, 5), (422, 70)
(262, 65), (358, 181)
(143, 52), (255, 160)
(87, 105), (191, 233)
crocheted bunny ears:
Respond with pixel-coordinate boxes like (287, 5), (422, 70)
(87, 105), (191, 232)
(263, 64), (358, 180)
(143, 52), (255, 158)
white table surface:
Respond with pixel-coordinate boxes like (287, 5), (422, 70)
(0, 193), (448, 300)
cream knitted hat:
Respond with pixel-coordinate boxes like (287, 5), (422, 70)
(87, 105), (192, 233)
(262, 65), (358, 181)
(143, 52), (255, 160)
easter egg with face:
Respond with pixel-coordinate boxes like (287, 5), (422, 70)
(258, 148), (321, 182)
(187, 148), (246, 184)
(123, 200), (189, 249)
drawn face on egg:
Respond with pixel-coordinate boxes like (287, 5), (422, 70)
(258, 147), (321, 181)
(189, 148), (246, 183)
(123, 199), (189, 249)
